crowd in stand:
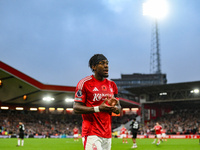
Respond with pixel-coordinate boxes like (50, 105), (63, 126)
(0, 108), (200, 137)
(142, 108), (200, 135)
(0, 110), (82, 137)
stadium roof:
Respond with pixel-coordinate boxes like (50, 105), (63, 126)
(126, 81), (200, 105)
(0, 61), (76, 108)
(126, 81), (200, 95)
(0, 61), (139, 108)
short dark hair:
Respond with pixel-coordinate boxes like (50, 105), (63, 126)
(89, 54), (108, 72)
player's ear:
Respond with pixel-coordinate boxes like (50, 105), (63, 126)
(92, 65), (97, 71)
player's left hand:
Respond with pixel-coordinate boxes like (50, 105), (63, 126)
(106, 96), (118, 106)
(105, 96), (121, 114)
(99, 99), (116, 112)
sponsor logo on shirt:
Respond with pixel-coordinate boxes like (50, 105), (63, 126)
(93, 93), (112, 101)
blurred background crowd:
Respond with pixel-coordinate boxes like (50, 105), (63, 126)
(1, 107), (200, 137)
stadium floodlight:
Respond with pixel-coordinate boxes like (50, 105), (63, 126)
(191, 89), (199, 94)
(159, 92), (167, 96)
(123, 108), (130, 111)
(16, 107), (23, 110)
(49, 107), (55, 111)
(43, 97), (55, 101)
(66, 108), (73, 111)
(38, 107), (45, 110)
(131, 108), (139, 111)
(65, 98), (74, 103)
(30, 108), (37, 111)
(143, 0), (169, 19)
(57, 108), (64, 111)
(143, 0), (169, 74)
(1, 106), (9, 110)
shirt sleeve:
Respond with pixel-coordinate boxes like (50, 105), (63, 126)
(112, 81), (118, 97)
(74, 82), (86, 103)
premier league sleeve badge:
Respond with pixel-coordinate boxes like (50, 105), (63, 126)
(76, 90), (82, 97)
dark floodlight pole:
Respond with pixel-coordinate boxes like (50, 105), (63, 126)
(150, 19), (161, 74)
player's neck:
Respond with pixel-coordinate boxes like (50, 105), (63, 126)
(93, 74), (105, 81)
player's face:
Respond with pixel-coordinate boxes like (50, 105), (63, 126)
(95, 60), (109, 78)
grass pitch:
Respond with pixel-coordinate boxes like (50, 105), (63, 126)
(0, 138), (199, 150)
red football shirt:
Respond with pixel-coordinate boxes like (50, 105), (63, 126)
(74, 75), (118, 138)
(120, 127), (127, 134)
(154, 125), (162, 135)
(73, 128), (78, 134)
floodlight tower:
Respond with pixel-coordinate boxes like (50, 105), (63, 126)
(141, 0), (169, 125)
(143, 0), (168, 74)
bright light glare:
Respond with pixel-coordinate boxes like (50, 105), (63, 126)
(131, 108), (139, 111)
(123, 108), (130, 111)
(49, 107), (55, 111)
(43, 97), (55, 101)
(16, 107), (23, 110)
(38, 107), (45, 110)
(30, 108), (37, 111)
(143, 0), (168, 19)
(66, 108), (73, 111)
(159, 92), (167, 95)
(191, 89), (199, 94)
(1, 106), (9, 110)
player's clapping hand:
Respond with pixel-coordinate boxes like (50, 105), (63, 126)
(107, 97), (118, 106)
(99, 97), (120, 114)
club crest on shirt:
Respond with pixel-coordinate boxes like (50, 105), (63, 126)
(76, 90), (82, 97)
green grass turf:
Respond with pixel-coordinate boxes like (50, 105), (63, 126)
(0, 138), (199, 150)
